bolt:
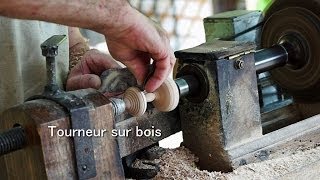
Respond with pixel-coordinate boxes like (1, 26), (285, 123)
(82, 165), (87, 171)
(235, 59), (244, 69)
(239, 159), (247, 166)
(256, 150), (269, 161)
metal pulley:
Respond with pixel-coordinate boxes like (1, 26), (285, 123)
(261, 0), (320, 102)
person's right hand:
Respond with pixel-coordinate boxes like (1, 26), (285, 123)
(66, 49), (121, 91)
(102, 8), (176, 93)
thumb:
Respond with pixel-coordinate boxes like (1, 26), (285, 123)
(66, 74), (101, 91)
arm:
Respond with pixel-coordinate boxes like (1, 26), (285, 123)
(0, 0), (128, 34)
(0, 0), (175, 92)
(68, 27), (88, 49)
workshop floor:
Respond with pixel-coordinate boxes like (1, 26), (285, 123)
(154, 146), (320, 179)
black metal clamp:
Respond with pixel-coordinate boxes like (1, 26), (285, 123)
(29, 35), (97, 179)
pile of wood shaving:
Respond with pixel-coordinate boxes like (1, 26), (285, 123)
(154, 146), (320, 179)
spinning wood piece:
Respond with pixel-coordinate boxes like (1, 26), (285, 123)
(123, 87), (147, 117)
(152, 78), (179, 112)
(123, 78), (179, 117)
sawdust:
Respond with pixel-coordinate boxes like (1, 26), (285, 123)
(69, 43), (90, 70)
(154, 146), (320, 179)
(154, 147), (226, 180)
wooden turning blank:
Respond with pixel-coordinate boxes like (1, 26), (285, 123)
(152, 78), (179, 112)
(123, 87), (147, 117)
(123, 78), (179, 117)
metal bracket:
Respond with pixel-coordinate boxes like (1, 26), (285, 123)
(28, 35), (97, 179)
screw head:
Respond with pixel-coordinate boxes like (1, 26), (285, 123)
(235, 59), (244, 69)
(82, 165), (87, 171)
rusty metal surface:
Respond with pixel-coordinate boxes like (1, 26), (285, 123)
(181, 104), (232, 171)
(178, 61), (232, 172)
(178, 56), (261, 171)
(174, 40), (255, 62)
(175, 40), (261, 171)
(216, 54), (262, 147)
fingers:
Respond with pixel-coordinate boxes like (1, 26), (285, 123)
(145, 52), (175, 92)
(67, 49), (121, 91)
(108, 36), (175, 92)
(145, 28), (176, 92)
(124, 53), (150, 86)
(82, 49), (121, 75)
(69, 50), (120, 78)
(107, 41), (150, 86)
(66, 74), (101, 91)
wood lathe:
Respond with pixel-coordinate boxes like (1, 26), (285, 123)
(0, 0), (320, 179)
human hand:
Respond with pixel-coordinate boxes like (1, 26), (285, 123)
(0, 0), (174, 92)
(66, 49), (121, 91)
(103, 8), (176, 93)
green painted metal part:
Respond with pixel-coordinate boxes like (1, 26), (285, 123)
(204, 10), (263, 43)
(257, 0), (273, 11)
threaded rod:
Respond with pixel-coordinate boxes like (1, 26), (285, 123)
(0, 127), (26, 156)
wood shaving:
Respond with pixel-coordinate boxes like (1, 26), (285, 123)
(154, 146), (320, 179)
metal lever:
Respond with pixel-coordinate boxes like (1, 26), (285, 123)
(40, 35), (67, 92)
(38, 35), (97, 179)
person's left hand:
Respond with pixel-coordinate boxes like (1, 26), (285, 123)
(66, 49), (121, 91)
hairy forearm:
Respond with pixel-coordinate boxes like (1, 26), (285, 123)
(68, 27), (87, 48)
(0, 0), (131, 34)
